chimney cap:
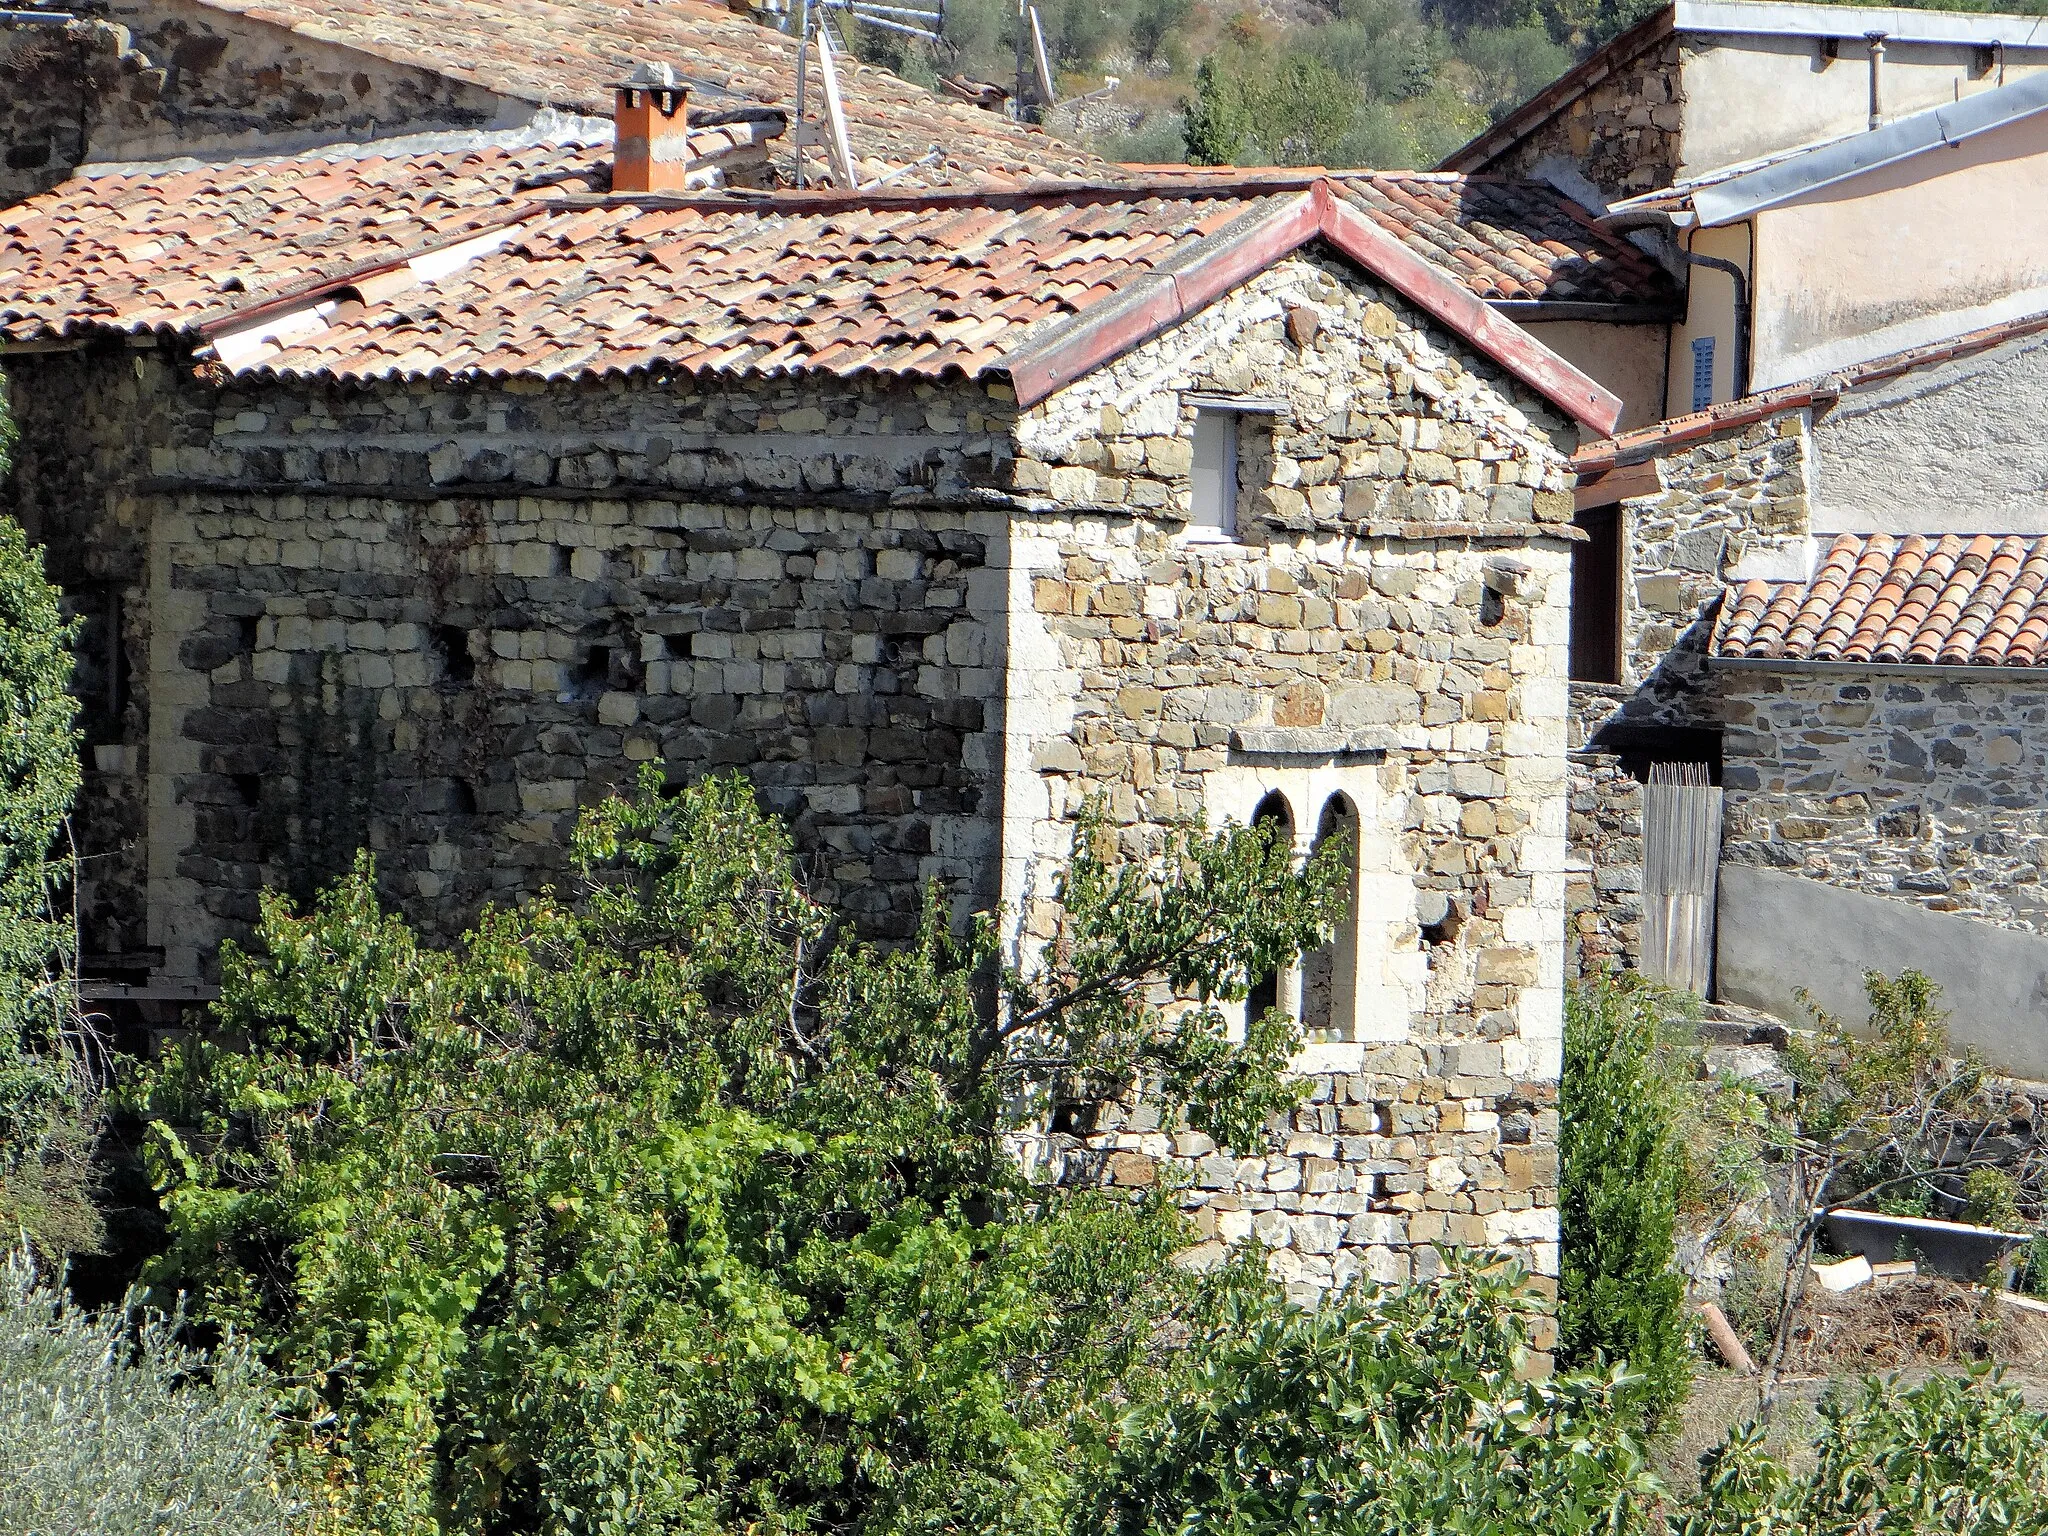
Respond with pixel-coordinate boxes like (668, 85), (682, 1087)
(617, 60), (680, 90)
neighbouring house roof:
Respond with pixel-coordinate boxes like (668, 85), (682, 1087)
(1571, 306), (2048, 473)
(1440, 0), (2048, 177)
(889, 166), (1681, 311)
(1717, 532), (2048, 668)
(0, 139), (605, 343)
(1, 158), (1660, 429)
(174, 0), (1110, 188)
(1343, 173), (1677, 313)
(1608, 71), (2048, 227)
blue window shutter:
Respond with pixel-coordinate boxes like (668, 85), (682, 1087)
(1691, 336), (1716, 412)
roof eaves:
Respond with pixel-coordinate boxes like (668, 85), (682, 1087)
(1692, 70), (2048, 225)
(1575, 303), (2048, 469)
(1437, 5), (1676, 174)
(1001, 191), (1322, 407)
(1672, 0), (2048, 49)
(1003, 181), (1624, 435)
(1489, 299), (1684, 324)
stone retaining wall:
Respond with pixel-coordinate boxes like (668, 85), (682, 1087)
(1566, 750), (1642, 978)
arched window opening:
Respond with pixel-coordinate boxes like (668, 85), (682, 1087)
(1301, 794), (1361, 1041)
(1246, 792), (1294, 1026)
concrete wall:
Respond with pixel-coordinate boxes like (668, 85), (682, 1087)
(1679, 32), (2048, 180)
(1718, 863), (2048, 1078)
(1750, 111), (2048, 389)
(1811, 329), (2048, 534)
(1522, 319), (1667, 432)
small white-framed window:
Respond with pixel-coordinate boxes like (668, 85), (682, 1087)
(1183, 394), (1286, 544)
(1188, 407), (1238, 541)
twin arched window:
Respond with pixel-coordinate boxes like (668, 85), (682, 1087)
(1247, 790), (1361, 1042)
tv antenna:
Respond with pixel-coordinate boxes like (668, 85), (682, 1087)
(791, 0), (947, 188)
(1011, 1), (1055, 121)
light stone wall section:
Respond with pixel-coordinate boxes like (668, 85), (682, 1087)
(1719, 665), (2048, 934)
(1000, 254), (1575, 1300)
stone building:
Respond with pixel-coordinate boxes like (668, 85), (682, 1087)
(0, 0), (1701, 1289)
(1443, 2), (2048, 421)
(1423, 2), (2048, 1058)
(1561, 313), (2048, 1075)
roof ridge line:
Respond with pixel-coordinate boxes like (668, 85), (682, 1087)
(1002, 178), (1622, 433)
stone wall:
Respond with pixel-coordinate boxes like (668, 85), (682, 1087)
(1719, 665), (2048, 934)
(3, 0), (512, 207)
(997, 254), (1577, 1297)
(1586, 411), (1813, 743)
(2, 21), (91, 204)
(1565, 750), (1642, 978)
(2, 245), (1580, 1299)
(3, 348), (1018, 974)
(1485, 34), (1685, 201)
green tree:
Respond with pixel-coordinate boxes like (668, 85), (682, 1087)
(1183, 42), (1364, 166)
(0, 371), (89, 1254)
(129, 772), (1348, 1535)
(1558, 974), (1690, 1418)
(0, 1246), (301, 1536)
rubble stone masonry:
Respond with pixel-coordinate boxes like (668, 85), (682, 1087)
(1485, 35), (1685, 200)
(1000, 256), (1577, 1298)
(3, 0), (512, 207)
(1719, 666), (2048, 935)
(3, 248), (1579, 1296)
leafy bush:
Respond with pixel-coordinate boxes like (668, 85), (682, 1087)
(1679, 1370), (2048, 1536)
(1559, 973), (1691, 1417)
(0, 373), (93, 1258)
(129, 771), (1347, 1535)
(1080, 1254), (1664, 1536)
(0, 1246), (298, 1536)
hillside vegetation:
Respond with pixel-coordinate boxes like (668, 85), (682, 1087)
(851, 0), (2048, 171)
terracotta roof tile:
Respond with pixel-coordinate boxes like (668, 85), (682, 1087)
(0, 154), (1679, 354)
(1716, 533), (2048, 669)
(182, 0), (1107, 188)
(0, 140), (604, 342)
(1333, 175), (1677, 310)
(211, 189), (1308, 383)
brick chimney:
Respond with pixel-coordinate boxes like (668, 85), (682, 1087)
(613, 62), (691, 194)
